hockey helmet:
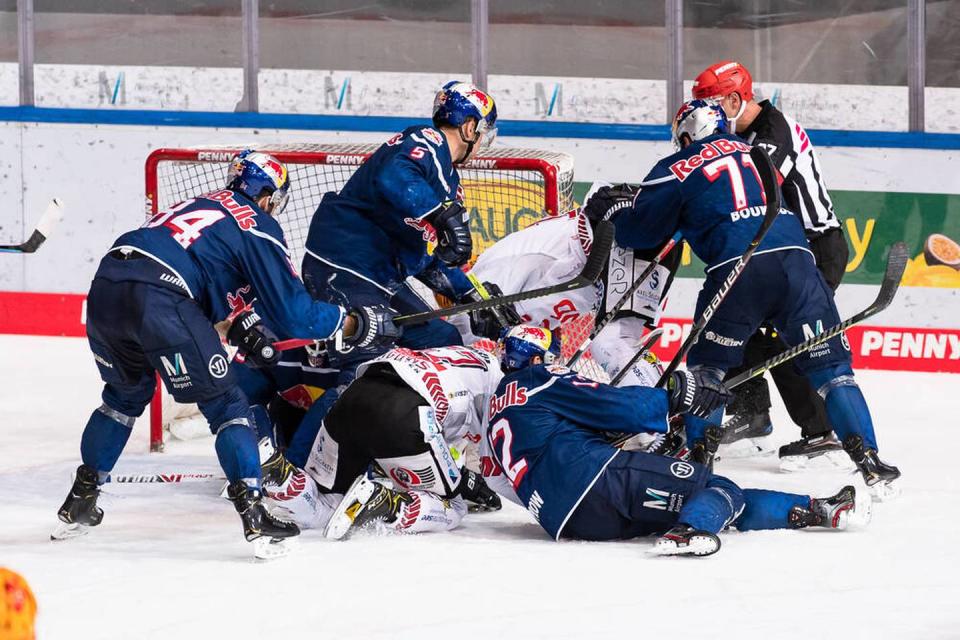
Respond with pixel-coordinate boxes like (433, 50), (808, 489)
(433, 81), (498, 148)
(693, 61), (754, 102)
(226, 150), (292, 215)
(498, 325), (562, 372)
(671, 99), (730, 149)
(1, 568), (36, 640)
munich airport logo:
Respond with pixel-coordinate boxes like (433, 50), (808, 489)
(324, 76), (352, 110)
(534, 82), (563, 116)
(160, 353), (188, 378)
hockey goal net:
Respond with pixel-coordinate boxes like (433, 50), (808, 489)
(145, 142), (599, 451)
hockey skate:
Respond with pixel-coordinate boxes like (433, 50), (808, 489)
(323, 475), (411, 540)
(51, 465), (103, 541)
(261, 448), (297, 492)
(778, 433), (852, 472)
(649, 525), (720, 557)
(842, 435), (902, 501)
(226, 481), (300, 560)
(716, 411), (775, 461)
(788, 485), (872, 530)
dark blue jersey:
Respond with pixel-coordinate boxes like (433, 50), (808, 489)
(304, 126), (473, 297)
(614, 134), (811, 273)
(485, 364), (670, 540)
(108, 189), (344, 339)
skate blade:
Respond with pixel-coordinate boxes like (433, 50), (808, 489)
(845, 493), (874, 529)
(323, 476), (377, 540)
(648, 535), (719, 557)
(717, 437), (776, 461)
(780, 450), (853, 473)
(51, 521), (89, 541)
(869, 479), (901, 502)
(252, 535), (298, 560)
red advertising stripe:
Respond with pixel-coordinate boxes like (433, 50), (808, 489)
(0, 295), (958, 374)
(0, 291), (86, 337)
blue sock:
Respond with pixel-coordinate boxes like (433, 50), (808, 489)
(80, 405), (135, 482)
(823, 384), (878, 450)
(215, 423), (261, 487)
(249, 404), (274, 444)
(677, 475), (745, 534)
(735, 489), (809, 530)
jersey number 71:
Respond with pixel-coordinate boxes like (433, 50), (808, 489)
(701, 152), (766, 211)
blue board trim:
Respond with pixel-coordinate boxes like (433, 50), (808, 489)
(1, 106), (959, 150)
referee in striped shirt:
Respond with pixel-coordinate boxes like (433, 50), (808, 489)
(692, 61), (849, 465)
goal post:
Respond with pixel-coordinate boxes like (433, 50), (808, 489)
(144, 142), (578, 452)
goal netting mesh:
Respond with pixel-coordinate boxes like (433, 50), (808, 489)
(145, 143), (603, 450)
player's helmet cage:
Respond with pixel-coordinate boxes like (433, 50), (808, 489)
(226, 150), (292, 215)
(498, 325), (562, 372)
(672, 99), (730, 150)
(692, 60), (754, 102)
(433, 80), (498, 148)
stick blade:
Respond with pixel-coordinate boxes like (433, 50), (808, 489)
(580, 220), (614, 283)
(35, 198), (65, 239)
(873, 241), (909, 312)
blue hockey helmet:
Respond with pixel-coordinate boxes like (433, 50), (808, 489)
(671, 99), (730, 150)
(226, 150), (292, 215)
(498, 325), (562, 372)
(433, 81), (498, 150)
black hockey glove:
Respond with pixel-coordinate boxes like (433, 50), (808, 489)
(689, 424), (723, 467)
(465, 282), (523, 340)
(429, 201), (473, 267)
(459, 468), (502, 513)
(344, 304), (403, 350)
(666, 369), (732, 419)
(226, 310), (280, 368)
(582, 183), (638, 225)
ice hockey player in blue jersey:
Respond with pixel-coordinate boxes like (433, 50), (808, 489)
(606, 100), (900, 499)
(485, 325), (871, 556)
(302, 81), (503, 372)
(53, 151), (399, 558)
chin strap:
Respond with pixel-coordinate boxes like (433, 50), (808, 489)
(728, 98), (747, 133)
(456, 123), (480, 163)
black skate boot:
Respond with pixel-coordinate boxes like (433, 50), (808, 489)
(689, 425), (722, 468)
(323, 475), (412, 540)
(720, 411), (773, 444)
(788, 485), (871, 530)
(842, 435), (901, 501)
(650, 524), (720, 557)
(227, 481), (299, 559)
(52, 465), (104, 540)
(778, 433), (848, 472)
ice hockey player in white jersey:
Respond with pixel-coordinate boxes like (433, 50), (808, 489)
(461, 187), (680, 383)
(261, 345), (504, 538)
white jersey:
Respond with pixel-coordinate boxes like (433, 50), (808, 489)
(356, 345), (503, 448)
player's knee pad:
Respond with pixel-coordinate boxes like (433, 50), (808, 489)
(214, 420), (260, 486)
(197, 386), (252, 435)
(80, 403), (139, 476)
(679, 474), (745, 533)
(100, 381), (154, 418)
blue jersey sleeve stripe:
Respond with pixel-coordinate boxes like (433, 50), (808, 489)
(640, 174), (677, 186)
(247, 226), (291, 256)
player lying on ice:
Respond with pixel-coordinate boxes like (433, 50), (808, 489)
(454, 187), (681, 385)
(592, 99), (901, 499)
(53, 151), (399, 558)
(474, 326), (871, 557)
(257, 344), (505, 538)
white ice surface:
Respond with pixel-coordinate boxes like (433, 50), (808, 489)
(2, 335), (959, 639)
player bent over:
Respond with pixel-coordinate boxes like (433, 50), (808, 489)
(480, 326), (870, 556)
(54, 151), (398, 558)
(261, 345), (504, 538)
(611, 100), (900, 498)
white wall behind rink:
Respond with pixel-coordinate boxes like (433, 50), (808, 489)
(0, 121), (956, 328)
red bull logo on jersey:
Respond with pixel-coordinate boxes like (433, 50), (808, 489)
(489, 381), (529, 417)
(403, 216), (437, 243)
(669, 138), (752, 181)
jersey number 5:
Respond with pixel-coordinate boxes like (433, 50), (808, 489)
(701, 153), (766, 211)
(489, 418), (528, 490)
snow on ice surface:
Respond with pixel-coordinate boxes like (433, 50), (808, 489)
(2, 335), (958, 639)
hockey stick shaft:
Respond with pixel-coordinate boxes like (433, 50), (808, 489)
(107, 472), (220, 484)
(394, 220), (615, 326)
(0, 199), (64, 254)
(725, 241), (908, 389)
(655, 146), (782, 387)
(566, 232), (681, 368)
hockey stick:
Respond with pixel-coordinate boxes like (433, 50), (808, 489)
(607, 242), (909, 450)
(106, 472), (220, 484)
(655, 146), (782, 387)
(566, 232), (681, 368)
(724, 241), (908, 390)
(269, 221), (616, 353)
(608, 327), (665, 386)
(0, 199), (65, 254)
